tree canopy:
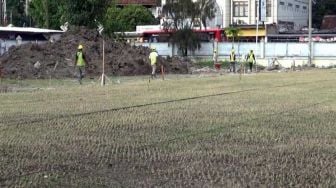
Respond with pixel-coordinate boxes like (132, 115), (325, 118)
(27, 0), (155, 34)
(64, 0), (111, 28)
(6, 0), (336, 30)
(162, 0), (216, 56)
(196, 0), (217, 29)
(29, 0), (66, 29)
(6, 0), (27, 26)
(162, 0), (198, 30)
(104, 5), (155, 34)
(225, 27), (241, 46)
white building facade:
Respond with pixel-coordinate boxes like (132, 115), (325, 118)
(159, 0), (309, 31)
(211, 0), (309, 30)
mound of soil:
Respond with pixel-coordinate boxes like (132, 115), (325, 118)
(0, 27), (190, 79)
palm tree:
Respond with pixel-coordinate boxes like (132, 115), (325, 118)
(171, 28), (201, 56)
(162, 0), (214, 56)
(225, 27), (241, 47)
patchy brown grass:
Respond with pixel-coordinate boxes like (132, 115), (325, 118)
(1, 70), (336, 187)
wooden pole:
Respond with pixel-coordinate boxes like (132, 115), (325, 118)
(101, 39), (105, 86)
(103, 40), (105, 75)
(308, 0), (312, 66)
(161, 65), (164, 80)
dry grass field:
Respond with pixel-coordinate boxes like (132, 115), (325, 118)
(1, 70), (336, 187)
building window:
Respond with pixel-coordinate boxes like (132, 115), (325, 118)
(295, 5), (300, 9)
(288, 3), (293, 7)
(302, 6), (307, 10)
(266, 0), (272, 17)
(255, 0), (272, 17)
(233, 1), (248, 17)
(279, 1), (285, 6)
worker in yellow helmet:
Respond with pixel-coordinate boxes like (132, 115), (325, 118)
(149, 47), (158, 79)
(229, 48), (236, 73)
(75, 44), (88, 84)
(246, 50), (256, 73)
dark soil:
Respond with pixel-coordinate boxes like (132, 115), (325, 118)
(0, 27), (190, 79)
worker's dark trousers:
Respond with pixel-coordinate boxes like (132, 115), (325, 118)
(151, 64), (156, 79)
(249, 62), (253, 72)
(77, 66), (85, 84)
(230, 62), (235, 73)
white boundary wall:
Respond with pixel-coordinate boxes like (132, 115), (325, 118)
(137, 42), (336, 58)
(136, 42), (336, 68)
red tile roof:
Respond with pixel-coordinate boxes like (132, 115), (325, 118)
(321, 15), (336, 30)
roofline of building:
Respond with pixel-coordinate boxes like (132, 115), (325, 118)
(268, 33), (336, 37)
(0, 26), (65, 34)
(227, 24), (266, 29)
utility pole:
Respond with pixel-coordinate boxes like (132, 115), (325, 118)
(25, 0), (29, 16)
(25, 0), (30, 27)
(255, 0), (261, 57)
(10, 10), (12, 25)
(0, 0), (3, 25)
(3, 0), (6, 25)
(308, 0), (312, 66)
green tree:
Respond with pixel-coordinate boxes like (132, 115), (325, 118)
(7, 0), (26, 26)
(172, 29), (201, 56)
(64, 0), (111, 28)
(29, 0), (110, 29)
(118, 5), (155, 31)
(196, 0), (216, 29)
(225, 27), (241, 47)
(162, 0), (198, 30)
(29, 0), (66, 29)
(104, 5), (155, 37)
(103, 6), (123, 35)
(162, 0), (216, 56)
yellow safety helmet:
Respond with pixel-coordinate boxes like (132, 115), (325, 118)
(78, 45), (83, 50)
(151, 47), (156, 51)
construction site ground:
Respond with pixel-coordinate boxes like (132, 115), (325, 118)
(0, 27), (190, 79)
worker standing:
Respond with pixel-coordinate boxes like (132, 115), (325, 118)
(149, 47), (158, 79)
(247, 50), (256, 73)
(213, 50), (218, 64)
(229, 48), (236, 73)
(75, 44), (88, 84)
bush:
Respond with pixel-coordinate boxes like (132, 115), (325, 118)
(194, 60), (214, 68)
(194, 60), (231, 69)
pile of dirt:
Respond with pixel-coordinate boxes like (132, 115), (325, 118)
(0, 27), (190, 79)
